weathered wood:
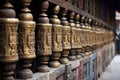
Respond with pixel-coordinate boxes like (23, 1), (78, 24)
(48, 0), (114, 30)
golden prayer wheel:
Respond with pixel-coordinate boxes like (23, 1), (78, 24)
(84, 17), (89, 52)
(49, 5), (62, 68)
(17, 0), (36, 79)
(68, 11), (76, 61)
(36, 0), (52, 72)
(80, 16), (86, 56)
(94, 21), (98, 50)
(87, 18), (92, 51)
(60, 8), (71, 64)
(0, 0), (19, 80)
(75, 14), (82, 59)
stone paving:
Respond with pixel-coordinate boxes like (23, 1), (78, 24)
(100, 55), (120, 80)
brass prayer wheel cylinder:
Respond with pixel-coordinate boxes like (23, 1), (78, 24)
(91, 21), (95, 49)
(95, 22), (98, 49)
(92, 28), (96, 49)
(51, 25), (62, 52)
(76, 28), (82, 59)
(88, 19), (92, 49)
(68, 11), (76, 61)
(84, 18), (90, 52)
(0, 18), (19, 63)
(36, 0), (52, 72)
(61, 24), (71, 64)
(36, 24), (52, 56)
(76, 28), (82, 49)
(49, 5), (62, 68)
(50, 25), (62, 68)
(86, 28), (92, 51)
(85, 29), (89, 52)
(17, 0), (36, 78)
(80, 16), (86, 53)
(18, 21), (36, 79)
(75, 14), (82, 59)
(81, 29), (87, 53)
(60, 8), (71, 64)
(62, 25), (71, 49)
(79, 28), (83, 57)
(18, 22), (35, 59)
(90, 30), (94, 50)
(36, 23), (52, 72)
(61, 9), (71, 50)
(36, 23), (52, 71)
(0, 0), (19, 80)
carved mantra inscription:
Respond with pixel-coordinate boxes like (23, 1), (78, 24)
(18, 26), (35, 58)
(79, 29), (82, 48)
(76, 29), (81, 48)
(36, 25), (51, 55)
(52, 25), (62, 52)
(82, 29), (87, 47)
(71, 27), (76, 49)
(10, 32), (17, 55)
(62, 26), (71, 49)
(27, 31), (35, 54)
